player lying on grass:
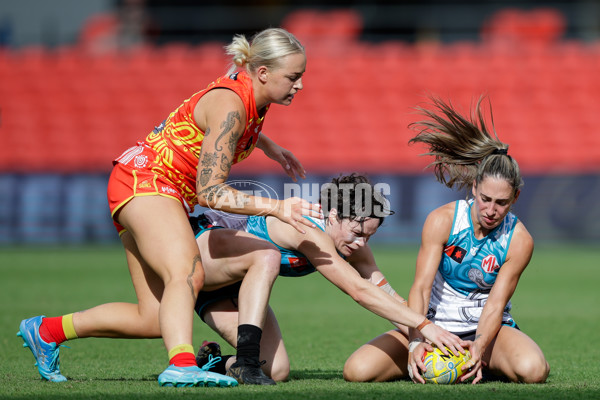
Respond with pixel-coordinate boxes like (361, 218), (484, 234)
(190, 173), (468, 384)
(343, 96), (550, 384)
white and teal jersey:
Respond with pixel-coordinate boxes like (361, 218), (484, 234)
(427, 199), (518, 334)
(196, 210), (325, 277)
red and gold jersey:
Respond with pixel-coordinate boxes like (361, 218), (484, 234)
(115, 71), (267, 210)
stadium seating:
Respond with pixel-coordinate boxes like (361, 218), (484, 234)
(1, 8), (599, 174)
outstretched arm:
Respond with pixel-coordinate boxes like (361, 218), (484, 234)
(460, 222), (533, 384)
(269, 217), (464, 354)
(346, 246), (408, 333)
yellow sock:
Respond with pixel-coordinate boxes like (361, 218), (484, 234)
(62, 313), (79, 340)
(168, 344), (195, 360)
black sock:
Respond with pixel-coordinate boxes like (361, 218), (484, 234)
(235, 324), (262, 365)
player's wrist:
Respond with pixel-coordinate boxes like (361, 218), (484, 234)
(416, 318), (432, 331)
(408, 338), (423, 353)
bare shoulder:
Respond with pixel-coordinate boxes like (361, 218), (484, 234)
(509, 220), (534, 259)
(267, 215), (333, 254)
(265, 216), (304, 249)
(424, 202), (456, 230)
(194, 88), (246, 130)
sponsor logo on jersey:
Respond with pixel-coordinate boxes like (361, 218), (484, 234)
(161, 185), (178, 195)
(481, 255), (499, 273)
(137, 179), (153, 189)
(444, 245), (466, 263)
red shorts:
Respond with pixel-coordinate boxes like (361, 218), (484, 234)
(107, 162), (188, 235)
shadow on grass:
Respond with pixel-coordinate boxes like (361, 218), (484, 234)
(289, 368), (341, 381)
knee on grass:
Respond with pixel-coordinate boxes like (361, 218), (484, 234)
(343, 356), (377, 382)
(269, 361), (290, 382)
(513, 355), (550, 384)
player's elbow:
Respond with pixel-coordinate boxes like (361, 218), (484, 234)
(196, 195), (210, 208)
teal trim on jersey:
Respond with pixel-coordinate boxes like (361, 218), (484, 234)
(439, 199), (518, 296)
(245, 215), (325, 277)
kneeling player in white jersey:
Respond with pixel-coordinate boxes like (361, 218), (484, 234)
(343, 97), (549, 384)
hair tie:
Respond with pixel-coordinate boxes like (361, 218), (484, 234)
(492, 148), (508, 156)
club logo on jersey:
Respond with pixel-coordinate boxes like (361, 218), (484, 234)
(444, 245), (466, 263)
(481, 254), (499, 273)
(134, 154), (148, 168)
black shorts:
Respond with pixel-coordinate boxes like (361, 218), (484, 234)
(194, 281), (242, 322)
(456, 319), (520, 341)
(189, 213), (223, 237)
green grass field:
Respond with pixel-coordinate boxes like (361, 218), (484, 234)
(1, 244), (599, 400)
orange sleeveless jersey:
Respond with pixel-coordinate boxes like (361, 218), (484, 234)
(114, 71), (268, 211)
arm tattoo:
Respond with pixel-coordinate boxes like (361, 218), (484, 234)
(197, 184), (250, 208)
(201, 151), (218, 168)
(198, 184), (220, 203)
(215, 111), (242, 151)
(197, 151), (219, 188)
(219, 153), (231, 172)
(199, 168), (212, 188)
(217, 186), (251, 208)
(227, 131), (241, 155)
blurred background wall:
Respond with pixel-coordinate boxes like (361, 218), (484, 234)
(1, 0), (599, 245)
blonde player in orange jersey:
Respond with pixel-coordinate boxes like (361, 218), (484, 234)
(17, 28), (322, 387)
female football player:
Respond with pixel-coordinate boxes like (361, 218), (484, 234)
(190, 173), (467, 384)
(17, 27), (322, 387)
(342, 97), (549, 384)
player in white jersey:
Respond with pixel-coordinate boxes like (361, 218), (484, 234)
(343, 96), (549, 384)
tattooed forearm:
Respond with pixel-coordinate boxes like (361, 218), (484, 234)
(216, 186), (251, 208)
(198, 184), (221, 203)
(197, 184), (251, 209)
(215, 111), (242, 151)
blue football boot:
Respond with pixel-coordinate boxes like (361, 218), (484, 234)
(17, 316), (67, 382)
(157, 362), (238, 387)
